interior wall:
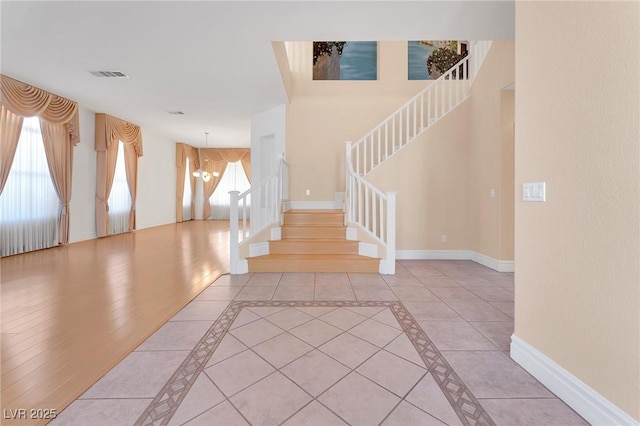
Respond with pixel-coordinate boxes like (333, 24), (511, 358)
(468, 41), (515, 260)
(251, 104), (286, 187)
(515, 1), (639, 420)
(499, 90), (514, 260)
(286, 41), (431, 201)
(68, 107), (177, 242)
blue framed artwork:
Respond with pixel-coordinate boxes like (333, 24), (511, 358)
(313, 41), (377, 80)
(408, 41), (468, 80)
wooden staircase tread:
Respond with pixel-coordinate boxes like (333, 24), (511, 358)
(271, 238), (351, 242)
(249, 254), (379, 260)
(282, 224), (345, 227)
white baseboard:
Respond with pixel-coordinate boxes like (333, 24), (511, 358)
(287, 201), (341, 210)
(249, 242), (269, 257)
(395, 250), (514, 273)
(358, 242), (378, 258)
(346, 227), (357, 241)
(511, 335), (639, 426)
(137, 219), (174, 230)
(271, 227), (281, 241)
(69, 232), (97, 243)
(230, 259), (248, 275)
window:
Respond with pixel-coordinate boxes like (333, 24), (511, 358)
(209, 161), (251, 219)
(182, 158), (192, 220)
(0, 117), (59, 256)
(108, 141), (132, 235)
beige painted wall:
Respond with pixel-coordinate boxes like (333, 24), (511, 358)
(469, 42), (515, 260)
(286, 41), (430, 201)
(515, 1), (639, 420)
(500, 90), (514, 260)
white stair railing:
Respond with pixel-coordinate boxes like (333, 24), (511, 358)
(350, 41), (492, 176)
(230, 154), (288, 274)
(344, 41), (492, 274)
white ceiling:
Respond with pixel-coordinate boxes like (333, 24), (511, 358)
(1, 1), (514, 148)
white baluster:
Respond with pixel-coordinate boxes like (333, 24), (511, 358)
(420, 93), (424, 130)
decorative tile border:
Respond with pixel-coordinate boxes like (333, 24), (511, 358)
(135, 301), (495, 426)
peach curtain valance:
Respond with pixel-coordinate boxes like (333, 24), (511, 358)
(95, 113), (143, 156)
(201, 148), (251, 182)
(1, 75), (80, 146)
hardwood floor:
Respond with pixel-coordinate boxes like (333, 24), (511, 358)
(1, 221), (230, 425)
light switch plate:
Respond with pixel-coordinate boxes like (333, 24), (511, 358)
(523, 182), (545, 202)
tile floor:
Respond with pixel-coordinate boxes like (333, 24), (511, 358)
(51, 260), (589, 426)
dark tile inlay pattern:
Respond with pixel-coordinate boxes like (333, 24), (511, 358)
(135, 301), (496, 426)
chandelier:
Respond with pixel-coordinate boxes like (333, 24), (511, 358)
(192, 132), (219, 182)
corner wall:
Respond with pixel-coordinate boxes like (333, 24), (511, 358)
(515, 1), (639, 421)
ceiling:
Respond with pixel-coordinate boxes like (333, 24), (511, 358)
(1, 1), (514, 148)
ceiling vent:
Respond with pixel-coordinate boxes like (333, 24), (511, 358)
(168, 111), (185, 115)
(89, 71), (129, 78)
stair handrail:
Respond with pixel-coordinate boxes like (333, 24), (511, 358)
(345, 141), (396, 274)
(230, 154), (287, 274)
(350, 41), (492, 177)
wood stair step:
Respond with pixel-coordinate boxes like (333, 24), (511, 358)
(283, 210), (344, 226)
(269, 239), (358, 255)
(248, 254), (379, 273)
(281, 225), (346, 239)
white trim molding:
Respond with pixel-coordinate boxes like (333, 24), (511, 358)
(249, 242), (269, 257)
(346, 227), (357, 241)
(358, 242), (378, 258)
(287, 201), (341, 210)
(230, 259), (248, 275)
(270, 227), (282, 241)
(511, 335), (639, 426)
(395, 250), (514, 273)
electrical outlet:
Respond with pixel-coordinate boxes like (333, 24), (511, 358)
(523, 182), (545, 202)
(441, 235), (447, 243)
(490, 189), (495, 198)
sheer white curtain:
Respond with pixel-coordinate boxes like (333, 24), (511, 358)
(108, 141), (132, 235)
(0, 117), (59, 256)
(209, 161), (251, 220)
(182, 158), (192, 220)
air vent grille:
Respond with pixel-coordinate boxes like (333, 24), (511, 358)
(89, 71), (129, 78)
(168, 111), (185, 115)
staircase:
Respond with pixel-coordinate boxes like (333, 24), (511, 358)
(247, 210), (379, 273)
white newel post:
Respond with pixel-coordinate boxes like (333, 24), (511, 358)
(382, 191), (397, 274)
(345, 141), (352, 226)
(229, 190), (240, 274)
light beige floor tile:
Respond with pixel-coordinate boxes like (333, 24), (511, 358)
(371, 309), (402, 329)
(51, 399), (151, 426)
(196, 286), (242, 301)
(452, 276), (496, 288)
(353, 287), (398, 301)
(168, 374), (225, 426)
(382, 401), (447, 426)
(319, 307), (367, 330)
(246, 306), (288, 317)
(344, 306), (387, 317)
(404, 301), (464, 322)
(229, 308), (261, 329)
(429, 286), (482, 302)
(405, 374), (463, 425)
(318, 372), (400, 426)
(81, 351), (189, 398)
(356, 350), (426, 397)
(252, 332), (314, 369)
(468, 286), (514, 302)
(205, 334), (248, 367)
(441, 350), (554, 398)
(418, 321), (497, 350)
(391, 286), (440, 301)
(282, 350), (351, 396)
(282, 401), (347, 426)
(383, 334), (426, 368)
(446, 301), (512, 321)
(348, 273), (389, 287)
(230, 318), (284, 347)
(295, 306), (337, 317)
(279, 272), (315, 286)
(135, 320), (212, 351)
(314, 285), (356, 301)
(170, 301), (229, 321)
(244, 272), (283, 286)
(470, 321), (514, 351)
(348, 318), (403, 348)
(265, 308), (313, 330)
(273, 285), (315, 301)
(183, 401), (248, 426)
(318, 333), (380, 369)
(289, 319), (343, 347)
(417, 275), (461, 288)
(382, 275), (425, 287)
(315, 273), (350, 286)
(234, 286), (276, 300)
(481, 398), (589, 425)
(204, 349), (275, 397)
(230, 372), (312, 425)
(488, 301), (514, 318)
